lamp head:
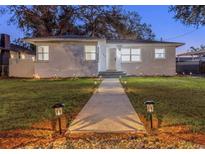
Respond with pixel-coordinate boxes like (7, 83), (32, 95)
(144, 100), (155, 113)
(52, 103), (64, 116)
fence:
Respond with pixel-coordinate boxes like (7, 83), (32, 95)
(0, 65), (8, 76)
(176, 61), (205, 74)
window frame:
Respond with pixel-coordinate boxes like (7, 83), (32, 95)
(155, 48), (166, 59)
(84, 45), (97, 61)
(121, 48), (131, 62)
(121, 48), (141, 63)
(37, 46), (49, 61)
(131, 48), (141, 62)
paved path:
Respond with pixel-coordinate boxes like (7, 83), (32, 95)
(68, 78), (146, 135)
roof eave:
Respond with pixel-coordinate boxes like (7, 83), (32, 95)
(175, 43), (185, 47)
(107, 42), (185, 47)
(23, 38), (104, 44)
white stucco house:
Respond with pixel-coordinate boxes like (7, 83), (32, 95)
(8, 35), (184, 78)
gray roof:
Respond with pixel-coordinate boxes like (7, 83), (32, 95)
(10, 44), (35, 54)
(0, 43), (34, 54)
(107, 39), (184, 45)
(177, 50), (205, 56)
(24, 35), (184, 47)
(24, 35), (100, 40)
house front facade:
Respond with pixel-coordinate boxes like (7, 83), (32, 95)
(9, 36), (184, 78)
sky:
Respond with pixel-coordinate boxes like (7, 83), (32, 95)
(0, 5), (205, 53)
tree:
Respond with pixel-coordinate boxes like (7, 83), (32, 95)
(169, 5), (205, 27)
(2, 6), (79, 37)
(78, 6), (155, 39)
(0, 5), (155, 40)
(190, 45), (205, 52)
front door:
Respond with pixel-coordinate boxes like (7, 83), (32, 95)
(108, 48), (116, 71)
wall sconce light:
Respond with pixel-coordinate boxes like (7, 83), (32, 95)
(33, 73), (40, 79)
(32, 56), (35, 61)
(10, 54), (14, 59)
(21, 54), (25, 59)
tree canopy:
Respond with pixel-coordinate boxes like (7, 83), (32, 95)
(189, 45), (205, 52)
(170, 5), (205, 27)
(0, 6), (155, 40)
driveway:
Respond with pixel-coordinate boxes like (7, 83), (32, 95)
(68, 78), (146, 135)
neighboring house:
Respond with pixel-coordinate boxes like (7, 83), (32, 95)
(0, 34), (35, 76)
(176, 50), (205, 74)
(9, 35), (184, 78)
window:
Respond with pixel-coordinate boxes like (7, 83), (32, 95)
(85, 45), (96, 60)
(121, 48), (130, 62)
(155, 48), (165, 59)
(121, 48), (141, 62)
(37, 46), (49, 61)
(131, 49), (141, 62)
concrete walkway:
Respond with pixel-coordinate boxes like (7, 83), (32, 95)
(68, 78), (146, 135)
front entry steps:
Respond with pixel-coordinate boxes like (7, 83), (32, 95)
(98, 71), (127, 78)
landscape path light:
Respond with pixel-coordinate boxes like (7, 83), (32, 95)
(94, 80), (98, 85)
(52, 103), (65, 134)
(144, 100), (155, 129)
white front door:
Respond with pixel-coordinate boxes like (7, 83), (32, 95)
(108, 48), (116, 71)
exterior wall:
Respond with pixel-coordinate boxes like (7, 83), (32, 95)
(9, 59), (34, 77)
(9, 39), (178, 78)
(121, 46), (176, 76)
(106, 44), (176, 76)
(8, 51), (35, 77)
(34, 42), (98, 78)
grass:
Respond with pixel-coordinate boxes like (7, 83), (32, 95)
(0, 78), (97, 130)
(122, 76), (205, 133)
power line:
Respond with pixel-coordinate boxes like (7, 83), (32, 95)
(164, 27), (202, 41)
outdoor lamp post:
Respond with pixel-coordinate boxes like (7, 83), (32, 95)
(124, 80), (127, 90)
(144, 100), (155, 129)
(52, 103), (64, 134)
(99, 75), (102, 81)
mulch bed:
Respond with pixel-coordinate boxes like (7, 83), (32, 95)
(0, 114), (204, 149)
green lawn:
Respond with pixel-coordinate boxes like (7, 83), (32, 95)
(122, 76), (205, 133)
(0, 78), (96, 130)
